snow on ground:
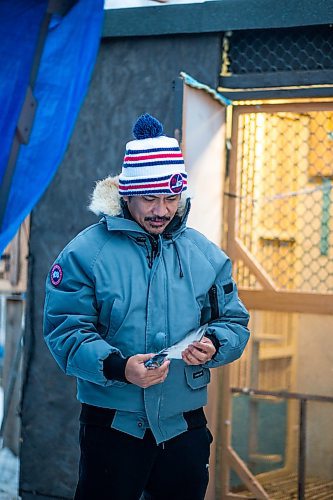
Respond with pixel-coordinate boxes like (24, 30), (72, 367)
(0, 387), (20, 500)
(0, 448), (19, 500)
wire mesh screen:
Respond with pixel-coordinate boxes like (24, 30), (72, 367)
(234, 110), (333, 293)
(227, 26), (333, 75)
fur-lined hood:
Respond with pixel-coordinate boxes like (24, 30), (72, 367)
(89, 175), (189, 217)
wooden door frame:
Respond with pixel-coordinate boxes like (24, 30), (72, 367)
(227, 101), (333, 314)
(218, 100), (333, 500)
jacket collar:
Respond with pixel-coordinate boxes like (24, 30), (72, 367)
(89, 175), (191, 238)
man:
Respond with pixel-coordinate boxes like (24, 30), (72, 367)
(44, 113), (250, 500)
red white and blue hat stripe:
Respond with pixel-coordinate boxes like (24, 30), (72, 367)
(119, 114), (187, 196)
(119, 173), (188, 196)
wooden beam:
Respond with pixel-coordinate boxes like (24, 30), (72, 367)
(218, 86), (333, 101)
(225, 494), (253, 499)
(231, 101), (333, 115)
(235, 238), (277, 291)
(226, 446), (270, 500)
(1, 298), (24, 455)
(205, 368), (221, 500)
(231, 387), (333, 404)
(220, 69), (333, 90)
(259, 347), (293, 360)
(239, 288), (333, 315)
(220, 366), (232, 500)
(0, 216), (30, 293)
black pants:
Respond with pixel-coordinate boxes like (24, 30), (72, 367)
(74, 424), (212, 500)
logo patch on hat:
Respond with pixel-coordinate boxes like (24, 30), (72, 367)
(50, 264), (63, 287)
(169, 173), (184, 194)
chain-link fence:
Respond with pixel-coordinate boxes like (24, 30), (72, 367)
(233, 109), (333, 294)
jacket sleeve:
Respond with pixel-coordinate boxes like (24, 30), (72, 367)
(203, 257), (250, 368)
(43, 246), (124, 386)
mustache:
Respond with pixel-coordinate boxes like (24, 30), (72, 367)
(144, 216), (171, 222)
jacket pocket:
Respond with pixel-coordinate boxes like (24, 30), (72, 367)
(105, 299), (124, 341)
(184, 365), (210, 390)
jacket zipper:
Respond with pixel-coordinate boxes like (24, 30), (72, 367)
(147, 236), (159, 268)
(208, 284), (219, 321)
(136, 235), (158, 268)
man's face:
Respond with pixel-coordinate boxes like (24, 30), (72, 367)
(123, 194), (181, 235)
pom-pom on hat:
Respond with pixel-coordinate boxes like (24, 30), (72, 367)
(119, 113), (187, 196)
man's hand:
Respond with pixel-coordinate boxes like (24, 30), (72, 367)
(125, 353), (170, 388)
(182, 336), (216, 365)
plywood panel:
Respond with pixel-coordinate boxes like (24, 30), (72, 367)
(182, 84), (226, 246)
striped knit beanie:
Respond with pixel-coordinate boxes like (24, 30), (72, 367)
(118, 114), (187, 196)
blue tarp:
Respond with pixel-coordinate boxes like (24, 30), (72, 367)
(0, 1), (47, 187)
(0, 0), (104, 254)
